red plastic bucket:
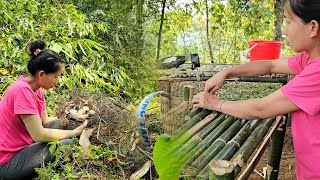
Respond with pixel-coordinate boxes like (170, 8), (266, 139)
(248, 40), (282, 61)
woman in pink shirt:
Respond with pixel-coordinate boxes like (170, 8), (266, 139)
(0, 40), (88, 179)
(192, 0), (320, 179)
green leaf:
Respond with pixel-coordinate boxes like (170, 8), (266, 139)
(153, 132), (197, 180)
(51, 43), (63, 54)
(48, 141), (58, 154)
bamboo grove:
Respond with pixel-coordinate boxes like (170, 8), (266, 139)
(1, 0), (283, 109)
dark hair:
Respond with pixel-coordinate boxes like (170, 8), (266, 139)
(287, 0), (320, 23)
(27, 40), (63, 75)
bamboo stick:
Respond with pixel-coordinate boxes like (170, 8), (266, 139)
(197, 114), (227, 140)
(188, 86), (194, 104)
(182, 112), (219, 140)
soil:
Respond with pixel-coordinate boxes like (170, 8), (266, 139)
(248, 127), (296, 180)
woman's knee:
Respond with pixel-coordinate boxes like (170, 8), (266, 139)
(59, 139), (74, 146)
(43, 119), (64, 129)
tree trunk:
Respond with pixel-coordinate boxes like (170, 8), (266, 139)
(206, 0), (214, 63)
(156, 0), (167, 62)
(136, 0), (144, 58)
(274, 0), (285, 40)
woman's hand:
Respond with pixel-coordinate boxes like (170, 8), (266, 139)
(204, 70), (228, 94)
(192, 92), (222, 111)
(73, 120), (88, 136)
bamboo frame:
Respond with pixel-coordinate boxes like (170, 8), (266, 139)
(158, 67), (290, 179)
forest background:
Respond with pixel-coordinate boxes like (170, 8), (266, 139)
(0, 0), (286, 112)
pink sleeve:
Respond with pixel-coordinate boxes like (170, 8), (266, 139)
(13, 87), (39, 115)
(287, 52), (310, 75)
(281, 61), (320, 115)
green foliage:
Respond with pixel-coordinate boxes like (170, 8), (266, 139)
(48, 141), (58, 154)
(217, 82), (282, 100)
(0, 0), (161, 114)
(152, 0), (282, 64)
(153, 132), (197, 180)
(35, 139), (119, 179)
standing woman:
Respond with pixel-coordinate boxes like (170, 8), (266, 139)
(0, 40), (88, 179)
(192, 0), (320, 179)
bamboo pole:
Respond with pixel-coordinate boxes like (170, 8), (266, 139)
(197, 114), (227, 140)
(156, 113), (221, 175)
(171, 112), (219, 146)
(189, 118), (244, 176)
(231, 118), (275, 177)
(237, 116), (283, 180)
(208, 160), (235, 180)
(159, 76), (289, 84)
(267, 115), (287, 180)
(213, 119), (260, 160)
(196, 120), (261, 179)
(190, 108), (203, 118)
(184, 114), (231, 166)
(153, 115), (216, 180)
(175, 109), (213, 134)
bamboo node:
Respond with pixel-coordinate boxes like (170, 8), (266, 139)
(228, 139), (241, 148)
(216, 138), (227, 145)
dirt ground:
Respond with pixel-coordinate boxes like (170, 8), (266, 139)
(249, 127), (296, 180)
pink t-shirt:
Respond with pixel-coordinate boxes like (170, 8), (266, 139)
(0, 76), (45, 165)
(281, 52), (320, 180)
